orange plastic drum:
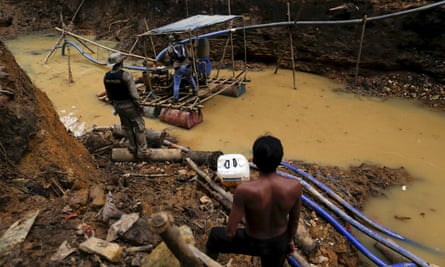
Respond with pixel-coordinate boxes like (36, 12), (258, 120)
(159, 108), (203, 129)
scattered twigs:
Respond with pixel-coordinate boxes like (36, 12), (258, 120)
(193, 177), (232, 211)
(125, 244), (153, 254)
(93, 144), (114, 155)
(69, 0), (85, 31)
(0, 141), (30, 178)
(108, 19), (130, 32)
(49, 177), (66, 196)
(125, 173), (169, 178)
(185, 157), (233, 203)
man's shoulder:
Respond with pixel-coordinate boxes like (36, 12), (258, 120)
(235, 180), (260, 194)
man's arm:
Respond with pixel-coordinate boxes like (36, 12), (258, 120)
(288, 183), (302, 245)
(226, 188), (246, 238)
(122, 71), (140, 104)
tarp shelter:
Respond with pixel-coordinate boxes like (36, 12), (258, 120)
(138, 14), (242, 36)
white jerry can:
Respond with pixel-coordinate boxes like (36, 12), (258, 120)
(217, 154), (250, 186)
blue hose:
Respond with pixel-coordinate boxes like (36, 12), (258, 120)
(287, 255), (302, 267)
(154, 1), (445, 62)
(61, 40), (147, 71)
(281, 161), (443, 256)
(275, 169), (431, 267)
(303, 194), (390, 266)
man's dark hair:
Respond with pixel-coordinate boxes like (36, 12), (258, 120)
(252, 135), (283, 173)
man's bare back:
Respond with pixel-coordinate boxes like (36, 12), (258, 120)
(226, 172), (302, 240)
(206, 135), (303, 266)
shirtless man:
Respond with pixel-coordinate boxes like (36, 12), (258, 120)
(206, 135), (303, 267)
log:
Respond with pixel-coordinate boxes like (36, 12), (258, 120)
(112, 124), (166, 148)
(91, 125), (166, 148)
(184, 150), (223, 170)
(149, 212), (203, 267)
(185, 157), (233, 203)
(193, 177), (232, 211)
(0, 17), (12, 27)
(112, 148), (183, 162)
(188, 244), (223, 267)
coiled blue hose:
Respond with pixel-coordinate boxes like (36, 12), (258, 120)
(281, 161), (443, 256)
(302, 194), (390, 266)
(276, 169), (431, 267)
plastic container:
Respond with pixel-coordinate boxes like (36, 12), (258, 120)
(217, 154), (250, 186)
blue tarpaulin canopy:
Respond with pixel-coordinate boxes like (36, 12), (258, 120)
(138, 14), (242, 36)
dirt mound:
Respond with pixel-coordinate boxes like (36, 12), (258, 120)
(0, 40), (104, 263)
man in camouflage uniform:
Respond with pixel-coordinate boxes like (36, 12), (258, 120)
(103, 52), (150, 159)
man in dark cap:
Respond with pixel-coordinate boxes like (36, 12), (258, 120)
(103, 52), (151, 159)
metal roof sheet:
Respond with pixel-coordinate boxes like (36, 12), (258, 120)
(139, 14), (242, 36)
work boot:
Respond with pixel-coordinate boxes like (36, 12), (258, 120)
(125, 129), (137, 154)
(134, 128), (149, 159)
(128, 146), (136, 155)
(136, 149), (152, 159)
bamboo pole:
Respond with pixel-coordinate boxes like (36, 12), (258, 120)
(144, 18), (157, 56)
(67, 45), (74, 83)
(288, 1), (297, 89)
(355, 15), (367, 84)
(54, 27), (153, 61)
(228, 0), (235, 77)
(44, 0), (85, 63)
(215, 36), (231, 80)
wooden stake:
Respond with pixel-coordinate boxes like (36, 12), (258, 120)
(67, 45), (74, 83)
(288, 1), (297, 89)
(355, 15), (367, 84)
(43, 0), (85, 64)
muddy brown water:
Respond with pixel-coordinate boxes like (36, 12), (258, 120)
(6, 34), (445, 266)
